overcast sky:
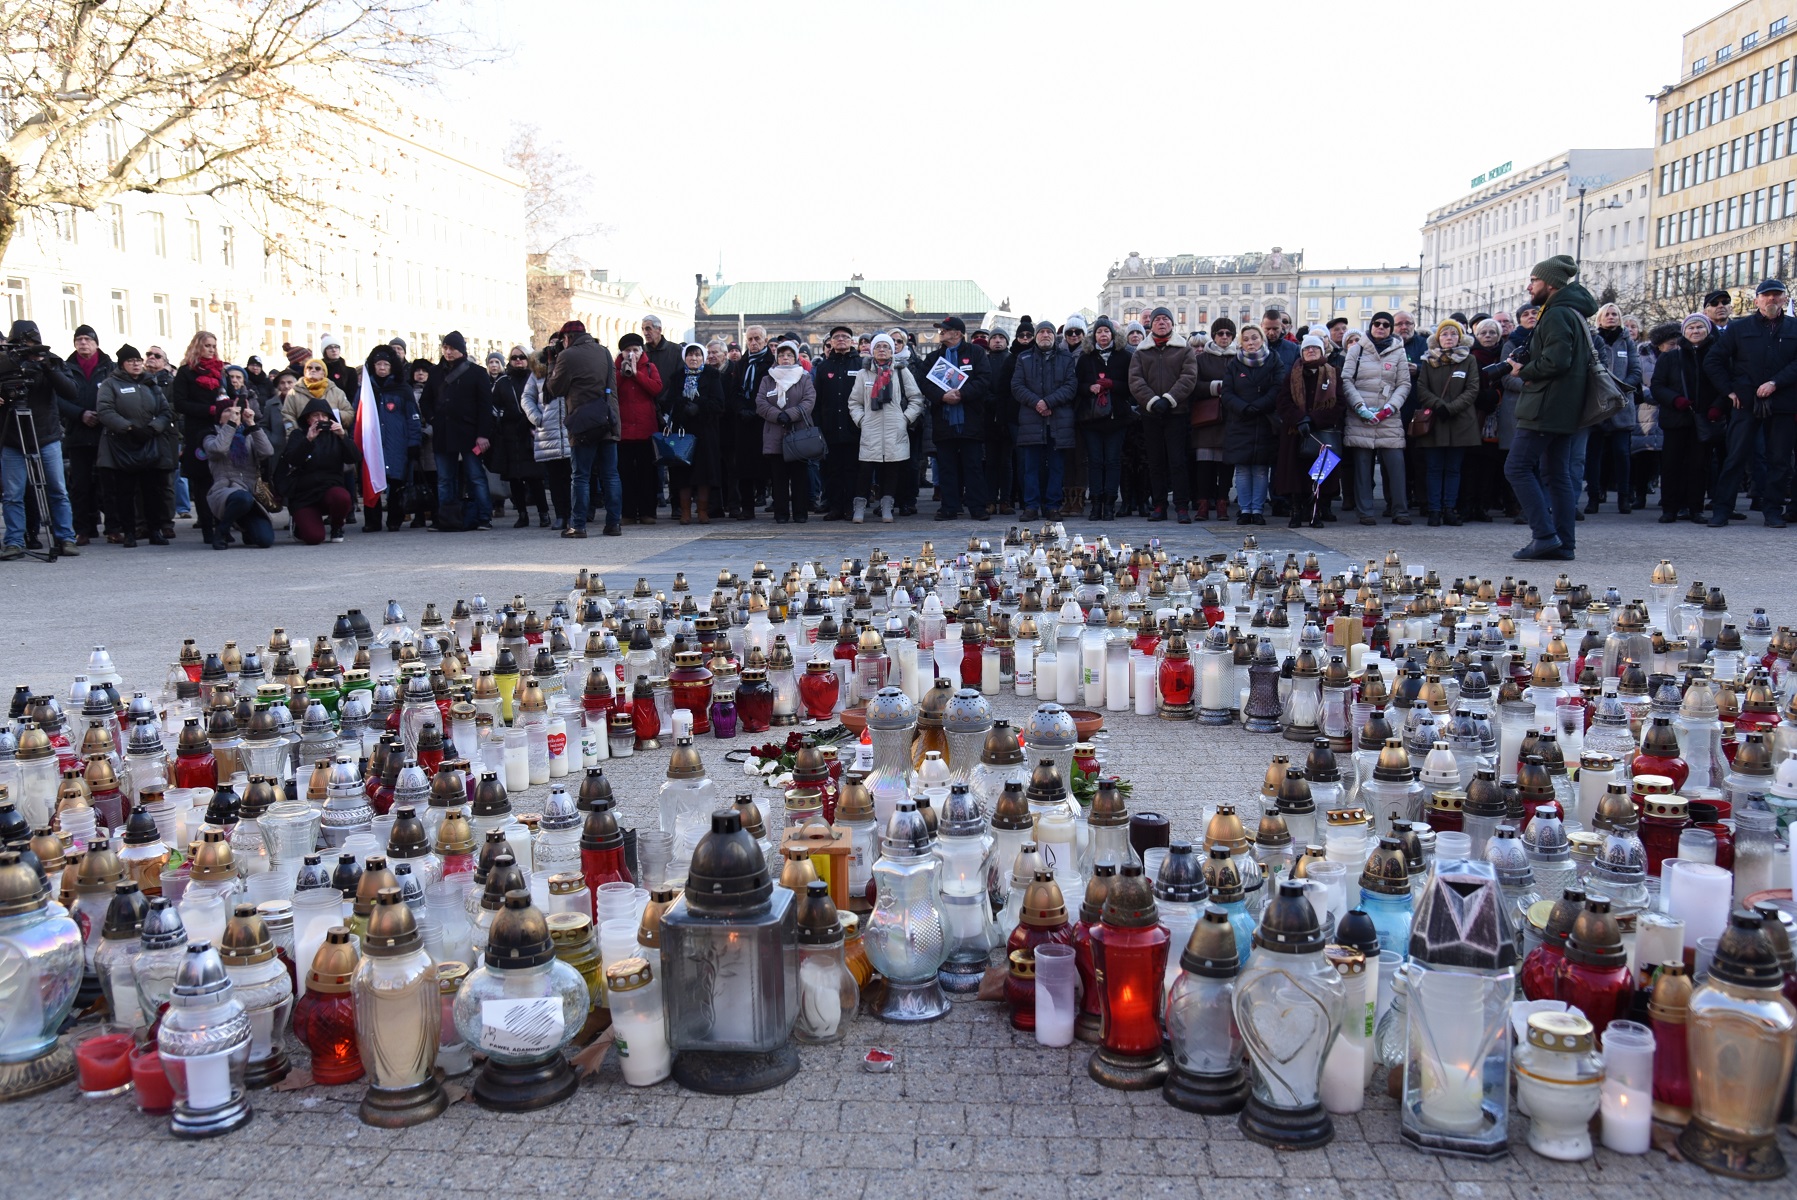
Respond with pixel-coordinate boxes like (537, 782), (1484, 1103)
(458, 0), (1696, 319)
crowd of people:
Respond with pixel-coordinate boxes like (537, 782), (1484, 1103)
(1, 254), (1793, 560)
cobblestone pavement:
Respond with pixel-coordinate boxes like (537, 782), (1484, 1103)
(3, 509), (1794, 1198)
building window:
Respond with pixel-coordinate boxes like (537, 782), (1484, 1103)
(1718, 43), (1732, 61)
(105, 203), (125, 251)
(153, 294), (171, 338)
(1694, 56), (1707, 75)
(2, 278), (28, 326)
(52, 209), (76, 243)
(1220, 283), (1230, 295)
(186, 218), (202, 262)
(1744, 30), (1759, 51)
(149, 212), (166, 257)
(1156, 285), (1165, 297)
(1198, 284), (1208, 295)
(110, 289), (128, 335)
(1773, 16), (1787, 34)
(190, 298), (204, 333)
(220, 226), (234, 269)
(1176, 284), (1186, 296)
(1277, 282), (1287, 293)
(61, 284), (81, 330)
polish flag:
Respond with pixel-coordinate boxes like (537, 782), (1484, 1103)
(354, 365), (388, 506)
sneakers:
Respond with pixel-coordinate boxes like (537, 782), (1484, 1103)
(852, 498), (866, 525)
(0, 545), (21, 561)
(1513, 538), (1568, 561)
(328, 527), (344, 543)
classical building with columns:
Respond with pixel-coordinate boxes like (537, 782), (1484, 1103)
(693, 274), (1001, 350)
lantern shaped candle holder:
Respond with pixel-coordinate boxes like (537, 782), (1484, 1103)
(1677, 909), (1797, 1180)
(1512, 1011), (1604, 1161)
(935, 784), (999, 992)
(352, 888), (447, 1127)
(1235, 879), (1344, 1150)
(1163, 905), (1249, 1114)
(217, 904), (293, 1088)
(0, 851), (83, 1100)
(155, 940), (253, 1138)
(1399, 856), (1516, 1159)
(864, 800), (951, 1022)
(1087, 862), (1169, 1089)
(660, 810), (800, 1092)
(452, 891), (586, 1110)
(942, 688), (993, 786)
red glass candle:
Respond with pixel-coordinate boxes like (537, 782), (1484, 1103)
(1157, 651), (1195, 712)
(1071, 871), (1113, 1039)
(1006, 907), (1074, 1033)
(1638, 795), (1689, 879)
(1633, 719), (1689, 792)
(1132, 628), (1161, 658)
(1649, 973), (1693, 1121)
(293, 989), (363, 1084)
(630, 680), (661, 747)
(1074, 746), (1102, 779)
(131, 1047), (176, 1114)
(1520, 938), (1566, 1002)
(1686, 801), (1734, 870)
(1091, 914), (1170, 1059)
(173, 748), (216, 791)
(1004, 949), (1036, 1031)
(582, 668), (613, 720)
(580, 833), (632, 920)
(75, 1030), (134, 1095)
(797, 662), (840, 722)
(960, 637), (983, 689)
(1555, 899), (1634, 1036)
(670, 652), (715, 735)
(441, 849), (475, 878)
(736, 670), (774, 734)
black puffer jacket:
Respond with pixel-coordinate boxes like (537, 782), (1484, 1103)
(0, 320), (74, 450)
(276, 396), (360, 509)
(1221, 352), (1288, 467)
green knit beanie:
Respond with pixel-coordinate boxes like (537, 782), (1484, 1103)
(1530, 255), (1578, 290)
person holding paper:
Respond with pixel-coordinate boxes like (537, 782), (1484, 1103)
(919, 316), (991, 521)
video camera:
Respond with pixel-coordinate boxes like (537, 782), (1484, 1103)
(0, 339), (50, 406)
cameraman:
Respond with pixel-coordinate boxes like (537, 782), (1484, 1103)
(0, 319), (81, 560)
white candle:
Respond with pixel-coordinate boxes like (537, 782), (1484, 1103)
(1036, 651), (1057, 702)
(612, 1008), (672, 1086)
(982, 649), (1001, 696)
(1598, 1083), (1651, 1154)
(504, 741), (529, 792)
(1058, 649), (1080, 708)
(1133, 656), (1156, 716)
(1033, 980), (1075, 1048)
(896, 641), (921, 704)
(1082, 641), (1105, 708)
(1320, 1038), (1366, 1113)
(1348, 643), (1369, 675)
(1105, 656), (1130, 713)
(1665, 862), (1731, 949)
(1015, 641), (1035, 698)
(546, 715), (570, 777)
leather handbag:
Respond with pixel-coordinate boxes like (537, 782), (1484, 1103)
(781, 413), (826, 462)
(1407, 408), (1434, 439)
(1189, 396), (1222, 428)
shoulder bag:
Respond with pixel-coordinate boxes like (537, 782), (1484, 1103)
(781, 410), (827, 462)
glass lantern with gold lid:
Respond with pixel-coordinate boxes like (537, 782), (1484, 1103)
(353, 888), (447, 1127)
(0, 850), (82, 1100)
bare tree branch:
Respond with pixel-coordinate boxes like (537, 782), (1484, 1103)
(504, 121), (607, 269)
(0, 0), (500, 262)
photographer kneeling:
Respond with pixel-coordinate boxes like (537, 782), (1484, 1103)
(276, 396), (358, 544)
(203, 395), (274, 549)
(0, 319), (81, 560)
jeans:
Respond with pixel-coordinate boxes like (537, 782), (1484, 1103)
(435, 449), (492, 529)
(1584, 428), (1632, 506)
(1232, 464), (1270, 514)
(1504, 428), (1577, 549)
(1424, 446), (1465, 512)
(216, 489), (274, 548)
(936, 440), (988, 516)
(1082, 428), (1125, 508)
(1351, 446), (1409, 518)
(570, 441), (621, 531)
(1017, 443), (1063, 513)
(2, 440), (75, 547)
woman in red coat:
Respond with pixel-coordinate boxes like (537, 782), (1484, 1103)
(614, 332), (663, 524)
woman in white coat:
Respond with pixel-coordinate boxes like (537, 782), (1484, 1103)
(847, 332), (925, 523)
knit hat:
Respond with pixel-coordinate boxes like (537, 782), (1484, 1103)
(1681, 313), (1714, 337)
(246, 355), (263, 368)
(305, 357), (327, 374)
(776, 340), (802, 359)
(440, 330), (468, 354)
(618, 332), (644, 351)
(115, 343), (142, 363)
(871, 333), (895, 354)
(557, 320), (586, 336)
(1034, 320), (1056, 336)
(1435, 318), (1467, 342)
(283, 342), (312, 368)
(388, 337), (407, 353)
(1063, 314), (1088, 333)
(1147, 306), (1174, 324)
(486, 350), (504, 366)
(1370, 311), (1394, 327)
(72, 323), (97, 343)
(1529, 254), (1578, 290)
(1210, 316), (1236, 337)
(1015, 315), (1035, 340)
(1125, 320), (1145, 339)
(1091, 316), (1115, 337)
(1299, 335), (1326, 355)
(320, 333), (342, 351)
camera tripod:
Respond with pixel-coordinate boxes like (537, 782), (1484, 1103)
(5, 403), (59, 562)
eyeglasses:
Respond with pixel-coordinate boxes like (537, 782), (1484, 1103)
(1064, 330), (1083, 338)
(1370, 321), (1392, 330)
(509, 354), (528, 361)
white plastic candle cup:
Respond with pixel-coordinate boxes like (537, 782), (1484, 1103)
(1597, 1021), (1654, 1154)
(595, 881), (637, 925)
(1433, 831), (1472, 861)
(1033, 944), (1077, 1048)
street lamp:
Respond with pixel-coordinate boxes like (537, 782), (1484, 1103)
(1574, 186), (1624, 273)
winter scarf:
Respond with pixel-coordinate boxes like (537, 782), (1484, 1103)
(1369, 334), (1394, 353)
(1238, 341), (1270, 368)
(302, 359), (330, 398)
(868, 364), (895, 410)
(768, 363), (804, 407)
(682, 366), (701, 401)
(1596, 325), (1625, 345)
(193, 355), (225, 395)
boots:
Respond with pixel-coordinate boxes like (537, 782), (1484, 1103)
(1213, 499), (1229, 521)
(880, 496), (894, 524)
(695, 487), (711, 524)
(678, 488), (693, 525)
(852, 496), (867, 524)
(1193, 499), (1210, 521)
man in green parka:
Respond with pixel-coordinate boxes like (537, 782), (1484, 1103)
(1501, 254), (1597, 561)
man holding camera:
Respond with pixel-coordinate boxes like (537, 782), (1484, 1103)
(0, 320), (81, 560)
(546, 319), (620, 538)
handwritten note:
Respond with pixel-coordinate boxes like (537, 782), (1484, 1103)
(480, 997), (564, 1054)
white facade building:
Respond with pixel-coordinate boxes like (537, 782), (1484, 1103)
(1418, 149), (1654, 324)
(0, 109), (527, 365)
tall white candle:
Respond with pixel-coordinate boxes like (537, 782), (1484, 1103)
(1320, 1038), (1366, 1113)
(1015, 641), (1035, 698)
(1058, 646), (1080, 706)
(1598, 1083), (1651, 1154)
(1134, 656), (1156, 716)
(1036, 651), (1057, 702)
(1106, 655), (1130, 713)
(1082, 641), (1105, 708)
